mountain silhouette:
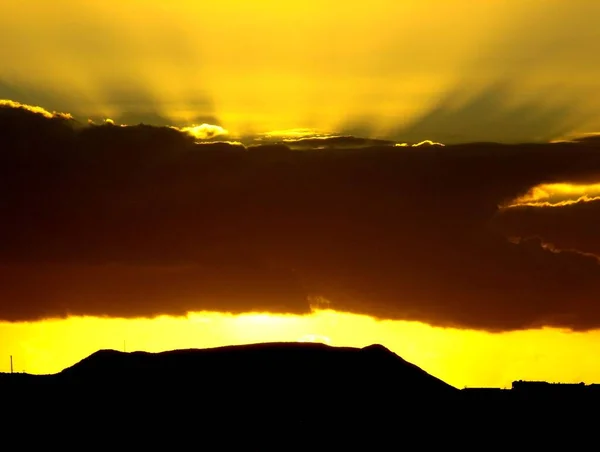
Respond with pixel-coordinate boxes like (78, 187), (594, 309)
(1, 342), (596, 445)
(1, 342), (462, 441)
(61, 342), (452, 387)
(3, 342), (457, 412)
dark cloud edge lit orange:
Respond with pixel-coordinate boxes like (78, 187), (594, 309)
(2, 99), (600, 333)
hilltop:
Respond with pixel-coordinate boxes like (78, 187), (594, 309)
(55, 341), (457, 398)
(1, 341), (596, 444)
(0, 342), (461, 436)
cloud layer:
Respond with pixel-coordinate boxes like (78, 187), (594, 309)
(2, 101), (600, 331)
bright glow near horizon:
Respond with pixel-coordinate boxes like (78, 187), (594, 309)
(2, 310), (600, 389)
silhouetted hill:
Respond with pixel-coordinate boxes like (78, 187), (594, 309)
(1, 342), (463, 438)
(56, 342), (457, 400)
(1, 342), (596, 445)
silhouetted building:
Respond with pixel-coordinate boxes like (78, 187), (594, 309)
(511, 380), (591, 400)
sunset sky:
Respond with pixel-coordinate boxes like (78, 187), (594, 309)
(1, 0), (600, 389)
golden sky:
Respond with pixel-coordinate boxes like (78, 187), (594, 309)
(1, 1), (599, 142)
(2, 310), (600, 389)
(1, 1), (600, 389)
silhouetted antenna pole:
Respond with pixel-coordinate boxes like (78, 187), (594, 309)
(10, 355), (13, 374)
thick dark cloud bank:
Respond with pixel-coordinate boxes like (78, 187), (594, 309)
(2, 101), (600, 331)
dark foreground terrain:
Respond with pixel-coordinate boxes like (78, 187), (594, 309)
(1, 342), (596, 445)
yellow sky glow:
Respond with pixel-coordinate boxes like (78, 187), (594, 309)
(2, 1), (599, 141)
(507, 183), (600, 207)
(2, 310), (600, 389)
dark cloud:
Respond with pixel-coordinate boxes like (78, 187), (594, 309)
(250, 136), (397, 150)
(110, 111), (172, 127)
(493, 199), (600, 260)
(572, 134), (600, 145)
(244, 135), (444, 150)
(2, 101), (600, 331)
